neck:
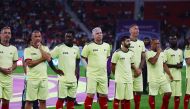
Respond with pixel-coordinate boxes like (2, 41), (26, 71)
(121, 46), (128, 52)
(171, 45), (177, 50)
(65, 43), (73, 47)
(94, 40), (102, 44)
(130, 36), (137, 41)
(1, 40), (9, 46)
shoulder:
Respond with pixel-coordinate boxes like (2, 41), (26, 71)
(73, 45), (80, 50)
(10, 45), (18, 50)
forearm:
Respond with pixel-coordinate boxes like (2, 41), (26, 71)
(111, 63), (116, 75)
(139, 53), (145, 69)
(48, 59), (58, 72)
(27, 58), (45, 67)
(167, 64), (177, 68)
(149, 52), (160, 64)
(12, 62), (17, 71)
(163, 63), (172, 77)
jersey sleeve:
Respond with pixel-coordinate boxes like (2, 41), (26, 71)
(180, 50), (183, 62)
(163, 50), (168, 62)
(184, 49), (190, 59)
(24, 48), (31, 61)
(162, 52), (167, 63)
(107, 44), (111, 57)
(76, 47), (80, 59)
(130, 52), (135, 64)
(50, 46), (60, 58)
(81, 45), (89, 58)
(142, 41), (146, 52)
(13, 47), (18, 61)
(111, 52), (118, 64)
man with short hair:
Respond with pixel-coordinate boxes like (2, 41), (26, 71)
(24, 30), (51, 109)
(146, 38), (173, 109)
(164, 35), (183, 109)
(50, 30), (80, 109)
(111, 36), (137, 109)
(0, 26), (18, 109)
(82, 27), (111, 109)
(129, 24), (145, 109)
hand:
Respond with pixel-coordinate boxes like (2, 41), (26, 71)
(157, 47), (162, 53)
(176, 63), (182, 69)
(134, 68), (142, 78)
(56, 69), (64, 76)
(0, 67), (12, 75)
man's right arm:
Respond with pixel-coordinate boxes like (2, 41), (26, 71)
(25, 58), (46, 68)
(148, 49), (161, 65)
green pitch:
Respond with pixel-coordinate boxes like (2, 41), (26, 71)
(14, 66), (188, 109)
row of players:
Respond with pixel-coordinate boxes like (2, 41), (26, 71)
(0, 25), (190, 109)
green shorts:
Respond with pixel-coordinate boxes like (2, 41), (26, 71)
(0, 81), (13, 100)
(133, 74), (143, 92)
(149, 79), (171, 96)
(115, 82), (133, 100)
(186, 78), (190, 95)
(86, 77), (108, 95)
(170, 80), (182, 96)
(58, 81), (77, 98)
(26, 79), (48, 101)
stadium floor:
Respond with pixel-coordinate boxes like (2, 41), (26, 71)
(10, 75), (115, 109)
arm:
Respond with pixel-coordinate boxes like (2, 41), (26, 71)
(139, 52), (145, 69)
(167, 64), (178, 68)
(25, 58), (46, 68)
(75, 59), (80, 79)
(131, 64), (141, 77)
(186, 58), (190, 65)
(11, 61), (17, 71)
(111, 63), (116, 75)
(148, 50), (161, 65)
(163, 63), (173, 81)
(48, 59), (64, 76)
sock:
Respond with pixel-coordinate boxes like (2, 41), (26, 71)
(84, 96), (93, 109)
(184, 94), (190, 109)
(113, 99), (120, 109)
(56, 99), (64, 109)
(161, 94), (171, 109)
(174, 96), (180, 109)
(99, 96), (108, 109)
(134, 94), (141, 109)
(124, 100), (130, 109)
(149, 96), (155, 109)
(121, 100), (125, 109)
(2, 103), (9, 109)
(67, 100), (74, 109)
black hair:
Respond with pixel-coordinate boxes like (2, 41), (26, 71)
(65, 29), (75, 37)
(119, 35), (130, 45)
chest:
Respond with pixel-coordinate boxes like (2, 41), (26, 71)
(0, 47), (14, 59)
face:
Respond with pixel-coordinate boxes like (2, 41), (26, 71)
(151, 39), (160, 50)
(143, 38), (150, 46)
(93, 28), (103, 42)
(129, 25), (139, 37)
(169, 36), (177, 46)
(65, 33), (74, 44)
(0, 28), (11, 42)
(31, 32), (42, 46)
(122, 38), (131, 48)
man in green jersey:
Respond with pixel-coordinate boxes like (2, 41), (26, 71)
(82, 27), (110, 109)
(146, 38), (173, 109)
(111, 36), (139, 109)
(164, 34), (183, 109)
(184, 36), (190, 109)
(49, 30), (80, 109)
(24, 30), (51, 109)
(128, 24), (145, 109)
(0, 26), (18, 109)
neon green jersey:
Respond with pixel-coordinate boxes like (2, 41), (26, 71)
(81, 42), (110, 78)
(0, 44), (18, 82)
(51, 44), (80, 82)
(24, 45), (49, 79)
(111, 49), (134, 83)
(184, 46), (190, 79)
(146, 50), (166, 82)
(164, 48), (183, 80)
